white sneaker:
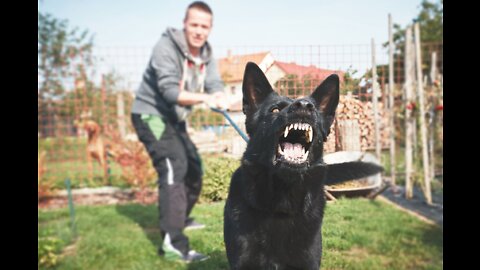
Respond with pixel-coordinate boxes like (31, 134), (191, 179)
(185, 220), (206, 231)
(181, 250), (209, 263)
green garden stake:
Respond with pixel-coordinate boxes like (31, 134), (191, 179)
(65, 178), (77, 237)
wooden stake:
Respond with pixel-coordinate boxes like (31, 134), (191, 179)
(337, 119), (361, 151)
(404, 26), (414, 200)
(371, 38), (382, 161)
(325, 190), (337, 202)
(116, 92), (126, 140)
(414, 23), (432, 205)
(388, 14), (396, 188)
(429, 52), (437, 182)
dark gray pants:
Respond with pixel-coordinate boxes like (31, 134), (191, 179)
(131, 113), (203, 256)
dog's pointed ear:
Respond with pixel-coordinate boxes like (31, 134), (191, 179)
(242, 62), (274, 115)
(310, 74), (340, 139)
(325, 162), (383, 186)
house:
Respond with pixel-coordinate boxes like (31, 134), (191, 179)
(273, 61), (344, 84)
(216, 51), (346, 157)
(217, 51), (345, 112)
(217, 51), (276, 99)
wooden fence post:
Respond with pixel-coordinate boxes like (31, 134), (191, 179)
(388, 14), (396, 187)
(429, 51), (437, 182)
(101, 75), (107, 128)
(337, 120), (361, 151)
(371, 38), (382, 161)
(116, 92), (126, 140)
(404, 26), (414, 199)
(414, 22), (432, 205)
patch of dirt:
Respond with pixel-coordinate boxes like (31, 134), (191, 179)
(60, 237), (80, 258)
(343, 246), (369, 259)
(38, 188), (158, 209)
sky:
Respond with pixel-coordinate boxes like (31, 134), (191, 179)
(39, 0), (423, 47)
(38, 0), (426, 88)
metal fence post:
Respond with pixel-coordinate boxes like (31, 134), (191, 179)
(65, 178), (77, 237)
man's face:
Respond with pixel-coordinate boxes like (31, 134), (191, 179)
(184, 8), (212, 53)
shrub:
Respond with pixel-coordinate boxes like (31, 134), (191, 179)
(200, 156), (240, 202)
(189, 108), (225, 130)
(38, 230), (63, 268)
(103, 125), (157, 202)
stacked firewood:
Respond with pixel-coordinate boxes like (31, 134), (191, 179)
(324, 95), (389, 153)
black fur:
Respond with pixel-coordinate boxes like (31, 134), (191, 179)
(224, 62), (383, 270)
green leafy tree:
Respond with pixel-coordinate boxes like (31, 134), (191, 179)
(38, 12), (94, 99)
(381, 0), (442, 85)
(341, 67), (361, 95)
(387, 0), (442, 48)
(38, 12), (95, 137)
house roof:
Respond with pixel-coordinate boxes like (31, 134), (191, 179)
(274, 61), (345, 82)
(217, 51), (270, 83)
(226, 61), (346, 112)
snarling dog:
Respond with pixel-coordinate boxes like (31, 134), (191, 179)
(74, 118), (110, 183)
(223, 62), (383, 270)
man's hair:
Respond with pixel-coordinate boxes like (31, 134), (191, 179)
(184, 1), (213, 20)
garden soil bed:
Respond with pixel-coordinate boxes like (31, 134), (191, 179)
(378, 184), (443, 228)
(38, 187), (158, 209)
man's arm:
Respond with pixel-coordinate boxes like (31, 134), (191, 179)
(176, 91), (210, 106)
(178, 91), (229, 109)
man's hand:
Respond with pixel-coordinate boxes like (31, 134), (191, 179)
(206, 91), (230, 110)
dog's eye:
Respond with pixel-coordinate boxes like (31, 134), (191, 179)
(271, 108), (280, 113)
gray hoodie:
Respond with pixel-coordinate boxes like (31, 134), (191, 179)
(131, 27), (224, 123)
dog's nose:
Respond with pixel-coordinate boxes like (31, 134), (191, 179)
(292, 99), (315, 111)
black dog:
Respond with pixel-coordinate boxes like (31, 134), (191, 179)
(223, 62), (383, 270)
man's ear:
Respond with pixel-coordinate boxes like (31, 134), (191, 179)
(242, 62), (274, 116)
(310, 74), (340, 139)
(324, 161), (384, 186)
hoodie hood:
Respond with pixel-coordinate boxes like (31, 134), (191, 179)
(166, 27), (213, 64)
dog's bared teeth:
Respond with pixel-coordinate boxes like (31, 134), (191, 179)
(294, 123), (298, 130)
(289, 124), (294, 131)
(278, 145), (284, 155)
(284, 126), (289, 138)
(308, 127), (313, 142)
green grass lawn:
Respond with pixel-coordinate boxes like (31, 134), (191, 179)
(38, 198), (442, 270)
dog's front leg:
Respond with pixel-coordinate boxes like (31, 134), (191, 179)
(86, 150), (94, 187)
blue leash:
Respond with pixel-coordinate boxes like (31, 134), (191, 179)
(210, 107), (250, 143)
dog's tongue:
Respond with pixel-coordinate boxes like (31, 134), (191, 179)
(282, 142), (304, 159)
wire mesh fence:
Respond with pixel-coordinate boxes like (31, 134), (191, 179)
(38, 42), (443, 190)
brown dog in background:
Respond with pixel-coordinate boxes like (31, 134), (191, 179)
(38, 150), (47, 184)
(74, 117), (110, 184)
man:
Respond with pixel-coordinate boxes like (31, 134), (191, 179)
(131, 1), (226, 263)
